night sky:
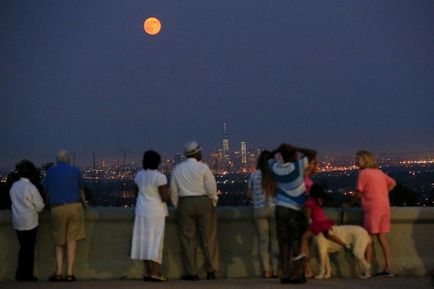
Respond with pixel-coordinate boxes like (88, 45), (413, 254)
(1, 0), (434, 170)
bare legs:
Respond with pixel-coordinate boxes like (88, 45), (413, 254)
(325, 234), (349, 249)
(54, 240), (77, 277)
(66, 241), (77, 276)
(143, 260), (162, 277)
(300, 230), (314, 257)
(143, 261), (151, 278)
(142, 260), (167, 282)
(55, 245), (64, 276)
(299, 230), (348, 259)
(299, 231), (315, 278)
(367, 233), (392, 273)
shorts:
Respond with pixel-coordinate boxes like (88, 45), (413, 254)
(363, 209), (390, 234)
(51, 203), (86, 245)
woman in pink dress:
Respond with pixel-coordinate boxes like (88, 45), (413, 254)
(355, 150), (396, 277)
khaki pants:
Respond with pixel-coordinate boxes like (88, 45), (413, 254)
(253, 206), (279, 274)
(177, 196), (219, 275)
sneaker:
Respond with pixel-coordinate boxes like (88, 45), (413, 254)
(292, 253), (306, 261)
(359, 272), (372, 279)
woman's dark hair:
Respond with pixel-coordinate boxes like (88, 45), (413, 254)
(276, 143), (297, 163)
(142, 150), (161, 170)
(3, 160), (43, 208)
(256, 150), (270, 171)
(256, 150), (276, 198)
(16, 160), (38, 179)
(310, 184), (326, 203)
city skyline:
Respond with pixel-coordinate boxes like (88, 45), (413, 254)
(0, 121), (433, 172)
(1, 1), (433, 171)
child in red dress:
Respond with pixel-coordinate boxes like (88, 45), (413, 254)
(294, 184), (350, 261)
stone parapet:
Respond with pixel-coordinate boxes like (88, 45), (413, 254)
(0, 207), (433, 280)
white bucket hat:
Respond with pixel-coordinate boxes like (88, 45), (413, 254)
(184, 141), (202, 156)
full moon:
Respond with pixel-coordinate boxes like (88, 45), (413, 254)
(144, 17), (161, 35)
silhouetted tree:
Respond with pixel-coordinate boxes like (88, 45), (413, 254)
(390, 183), (418, 206)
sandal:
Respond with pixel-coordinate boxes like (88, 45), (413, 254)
(66, 275), (77, 282)
(263, 271), (272, 278)
(49, 274), (63, 282)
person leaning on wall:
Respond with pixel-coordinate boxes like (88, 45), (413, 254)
(170, 141), (219, 281)
(246, 150), (279, 279)
(9, 160), (45, 282)
(130, 150), (170, 282)
(45, 150), (87, 282)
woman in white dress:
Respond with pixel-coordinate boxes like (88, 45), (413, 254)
(131, 150), (169, 282)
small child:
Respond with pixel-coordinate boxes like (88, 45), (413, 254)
(294, 184), (349, 261)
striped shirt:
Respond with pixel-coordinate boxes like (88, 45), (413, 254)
(248, 170), (276, 208)
(269, 157), (309, 210)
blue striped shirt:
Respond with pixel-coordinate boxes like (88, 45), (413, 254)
(269, 157), (309, 210)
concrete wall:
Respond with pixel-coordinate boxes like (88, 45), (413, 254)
(0, 207), (433, 280)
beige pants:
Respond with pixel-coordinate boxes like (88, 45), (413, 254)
(253, 206), (279, 274)
(177, 196), (219, 275)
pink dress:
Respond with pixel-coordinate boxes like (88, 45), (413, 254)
(357, 168), (396, 234)
(306, 198), (334, 235)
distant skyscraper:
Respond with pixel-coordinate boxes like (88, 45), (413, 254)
(222, 122), (230, 162)
(241, 142), (247, 164)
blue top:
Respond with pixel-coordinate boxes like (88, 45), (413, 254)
(45, 162), (83, 206)
(268, 157), (309, 210)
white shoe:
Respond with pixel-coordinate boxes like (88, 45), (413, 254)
(292, 253), (306, 261)
(359, 272), (371, 279)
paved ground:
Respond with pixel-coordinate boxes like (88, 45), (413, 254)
(0, 277), (432, 289)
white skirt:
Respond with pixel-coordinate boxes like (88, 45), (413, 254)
(130, 216), (165, 263)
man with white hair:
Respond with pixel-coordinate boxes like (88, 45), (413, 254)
(45, 150), (87, 282)
(170, 141), (219, 281)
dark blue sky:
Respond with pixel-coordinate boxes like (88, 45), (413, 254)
(1, 0), (434, 170)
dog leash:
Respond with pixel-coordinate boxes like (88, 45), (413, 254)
(339, 208), (345, 225)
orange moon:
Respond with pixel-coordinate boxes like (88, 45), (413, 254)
(144, 17), (161, 35)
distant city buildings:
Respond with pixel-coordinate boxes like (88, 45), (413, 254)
(241, 142), (247, 164)
(1, 123), (433, 208)
(222, 122), (230, 163)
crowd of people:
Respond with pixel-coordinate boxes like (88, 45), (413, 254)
(7, 142), (396, 283)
